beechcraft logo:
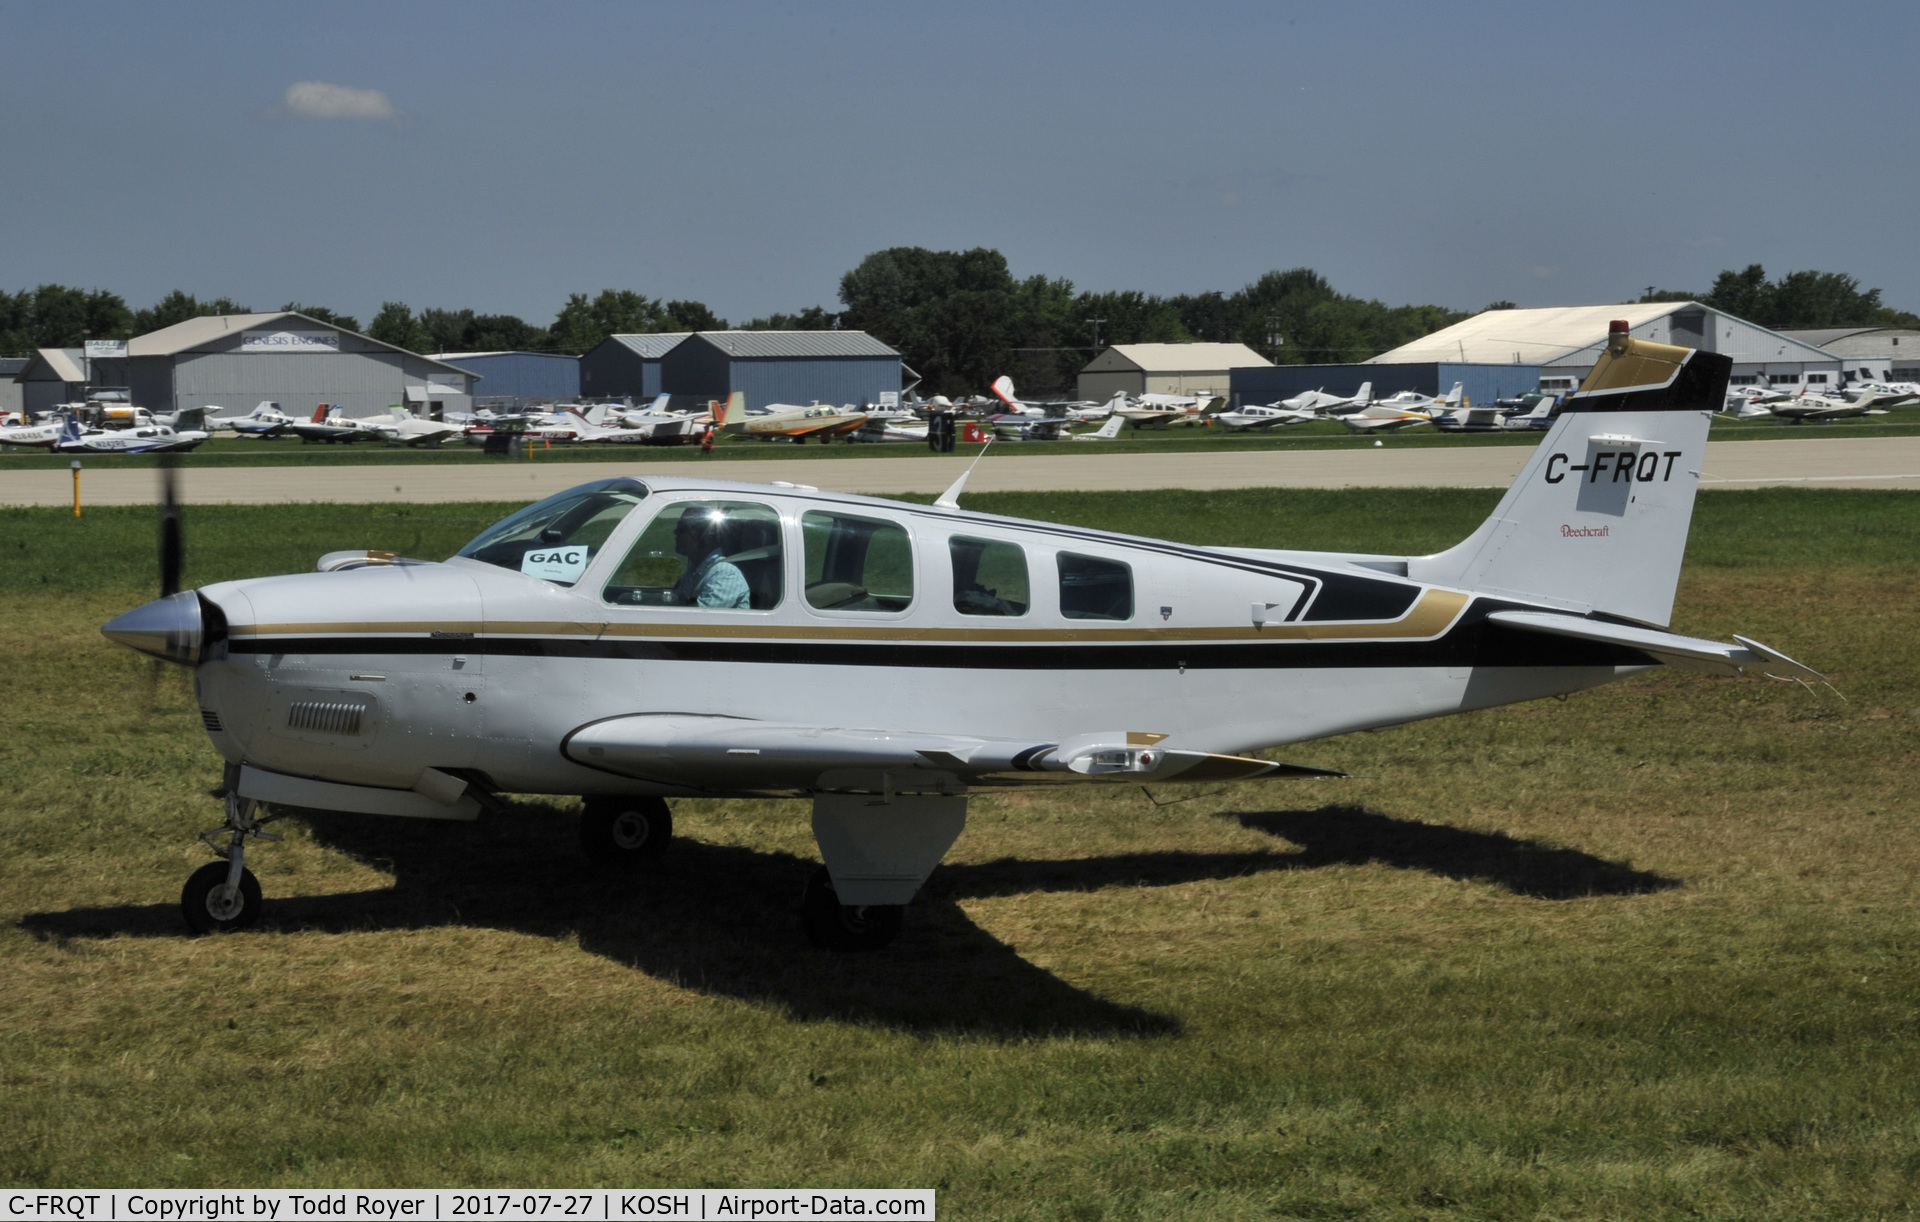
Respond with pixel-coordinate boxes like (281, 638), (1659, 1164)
(1160, 606), (1173, 621)
(1560, 524), (1610, 538)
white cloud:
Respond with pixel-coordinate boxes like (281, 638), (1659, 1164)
(284, 81), (395, 121)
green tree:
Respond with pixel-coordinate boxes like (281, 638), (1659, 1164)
(1664, 264), (1920, 328)
(419, 308), (476, 353)
(549, 290), (675, 355)
(5, 284), (135, 349)
(743, 305), (838, 330)
(367, 302), (430, 352)
(465, 313), (550, 352)
(665, 300), (728, 331)
(1701, 264), (1771, 321)
(0, 290), (29, 356)
(280, 302), (360, 333)
(839, 247), (1030, 395)
(1764, 269), (1891, 328)
(131, 290), (252, 335)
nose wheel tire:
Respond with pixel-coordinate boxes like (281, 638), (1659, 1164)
(801, 866), (903, 952)
(181, 861), (263, 935)
(580, 796), (673, 864)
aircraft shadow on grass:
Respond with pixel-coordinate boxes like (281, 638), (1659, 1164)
(19, 802), (1674, 1037)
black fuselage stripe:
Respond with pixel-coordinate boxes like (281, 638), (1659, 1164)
(227, 623), (1650, 671)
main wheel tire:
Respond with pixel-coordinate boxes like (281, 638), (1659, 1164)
(181, 861), (263, 935)
(801, 865), (903, 952)
(579, 796), (673, 864)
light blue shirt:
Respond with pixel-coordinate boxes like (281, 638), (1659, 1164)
(673, 548), (751, 608)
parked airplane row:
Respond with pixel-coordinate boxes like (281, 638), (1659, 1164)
(12, 369), (1913, 459)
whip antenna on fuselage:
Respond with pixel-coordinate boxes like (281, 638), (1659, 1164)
(933, 435), (993, 509)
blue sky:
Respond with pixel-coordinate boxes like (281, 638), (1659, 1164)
(5, 0), (1915, 326)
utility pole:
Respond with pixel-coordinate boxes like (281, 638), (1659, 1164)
(1086, 318), (1106, 351)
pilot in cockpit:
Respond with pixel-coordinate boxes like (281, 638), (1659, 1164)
(671, 509), (751, 608)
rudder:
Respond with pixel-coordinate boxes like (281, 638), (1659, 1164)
(1407, 326), (1731, 627)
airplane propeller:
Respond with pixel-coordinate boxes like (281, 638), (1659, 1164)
(158, 458), (183, 597)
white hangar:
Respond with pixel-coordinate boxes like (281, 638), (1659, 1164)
(1077, 342), (1271, 401)
(1369, 302), (1843, 394)
(1777, 327), (1920, 383)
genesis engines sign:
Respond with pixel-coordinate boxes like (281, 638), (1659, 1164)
(240, 330), (340, 353)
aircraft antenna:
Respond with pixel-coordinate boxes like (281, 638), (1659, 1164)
(933, 435), (993, 509)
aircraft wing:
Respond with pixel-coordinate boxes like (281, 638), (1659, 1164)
(1486, 611), (1823, 682)
(562, 713), (1342, 795)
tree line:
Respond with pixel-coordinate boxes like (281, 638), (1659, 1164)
(1637, 265), (1919, 330)
(7, 256), (1913, 397)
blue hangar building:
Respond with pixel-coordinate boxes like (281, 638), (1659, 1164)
(436, 351), (580, 403)
(579, 331), (902, 411)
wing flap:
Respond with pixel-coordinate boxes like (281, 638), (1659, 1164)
(1487, 610), (1823, 682)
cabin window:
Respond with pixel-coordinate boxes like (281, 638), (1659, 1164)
(602, 500), (783, 609)
(950, 536), (1029, 617)
(457, 478), (648, 587)
(1057, 552), (1132, 621)
(802, 511), (914, 612)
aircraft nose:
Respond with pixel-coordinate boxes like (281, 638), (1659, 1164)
(101, 591), (206, 665)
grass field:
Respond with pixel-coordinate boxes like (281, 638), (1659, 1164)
(4, 408), (1919, 471)
(2, 488), (1917, 1217)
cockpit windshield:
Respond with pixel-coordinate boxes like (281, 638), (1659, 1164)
(455, 478), (648, 586)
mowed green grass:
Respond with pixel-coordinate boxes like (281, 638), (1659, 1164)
(2, 489), (1917, 1217)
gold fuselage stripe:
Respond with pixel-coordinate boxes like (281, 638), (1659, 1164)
(228, 589), (1471, 645)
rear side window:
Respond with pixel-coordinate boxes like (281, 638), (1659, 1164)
(803, 511), (914, 612)
(950, 536), (1029, 617)
(1058, 552), (1132, 621)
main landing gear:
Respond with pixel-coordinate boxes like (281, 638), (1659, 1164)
(801, 866), (904, 953)
(181, 782), (283, 935)
(579, 795), (674, 865)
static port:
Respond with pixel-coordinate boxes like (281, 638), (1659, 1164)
(462, 691), (477, 704)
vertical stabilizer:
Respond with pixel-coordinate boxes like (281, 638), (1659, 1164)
(1408, 325), (1732, 627)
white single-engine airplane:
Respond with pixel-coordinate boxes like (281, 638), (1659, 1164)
(103, 324), (1821, 950)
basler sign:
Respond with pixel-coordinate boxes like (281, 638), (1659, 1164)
(240, 331), (340, 353)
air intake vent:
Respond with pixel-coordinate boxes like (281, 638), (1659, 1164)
(286, 699), (368, 736)
(199, 708), (224, 732)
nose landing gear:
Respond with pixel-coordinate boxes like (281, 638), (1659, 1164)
(181, 776), (283, 935)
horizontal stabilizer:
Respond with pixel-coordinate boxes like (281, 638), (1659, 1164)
(1487, 611), (1823, 682)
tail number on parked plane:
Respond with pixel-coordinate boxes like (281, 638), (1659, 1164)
(1545, 451), (1684, 484)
